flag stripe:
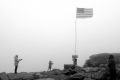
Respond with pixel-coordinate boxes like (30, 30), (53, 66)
(77, 15), (93, 17)
(77, 15), (93, 18)
(77, 16), (93, 18)
(77, 13), (93, 15)
(84, 11), (93, 13)
(76, 8), (93, 18)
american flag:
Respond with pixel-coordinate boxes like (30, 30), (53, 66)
(76, 8), (93, 18)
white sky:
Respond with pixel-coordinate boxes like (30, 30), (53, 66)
(0, 0), (120, 73)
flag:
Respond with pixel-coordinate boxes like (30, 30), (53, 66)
(76, 8), (93, 18)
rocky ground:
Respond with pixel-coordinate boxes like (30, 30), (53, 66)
(0, 66), (120, 80)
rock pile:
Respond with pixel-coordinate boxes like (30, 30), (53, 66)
(0, 66), (120, 80)
(1, 53), (120, 80)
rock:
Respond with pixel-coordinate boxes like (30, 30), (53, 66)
(83, 59), (93, 67)
(7, 72), (34, 80)
(33, 72), (46, 79)
(64, 71), (71, 75)
(64, 70), (77, 76)
(64, 64), (74, 70)
(82, 67), (101, 73)
(72, 72), (85, 77)
(93, 71), (108, 80)
(89, 67), (101, 72)
(84, 73), (92, 78)
(84, 53), (120, 67)
(7, 73), (22, 80)
(84, 78), (94, 80)
(40, 71), (47, 75)
(35, 73), (43, 77)
(0, 72), (9, 80)
(99, 64), (107, 67)
(28, 72), (37, 75)
(82, 67), (92, 73)
(74, 66), (82, 72)
(70, 72), (85, 80)
(52, 69), (62, 75)
(117, 64), (120, 68)
(34, 78), (55, 80)
(20, 72), (28, 74)
(52, 69), (61, 71)
(22, 73), (34, 80)
(69, 77), (84, 80)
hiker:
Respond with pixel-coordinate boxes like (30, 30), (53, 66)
(14, 55), (23, 74)
(48, 60), (53, 71)
(108, 54), (116, 80)
(73, 58), (77, 66)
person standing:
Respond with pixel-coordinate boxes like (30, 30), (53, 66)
(48, 60), (53, 71)
(108, 54), (116, 80)
(14, 55), (23, 74)
(73, 58), (77, 66)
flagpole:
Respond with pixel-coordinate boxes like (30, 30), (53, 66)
(75, 13), (77, 55)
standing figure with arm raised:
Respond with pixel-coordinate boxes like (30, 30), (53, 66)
(14, 55), (23, 74)
(48, 60), (53, 71)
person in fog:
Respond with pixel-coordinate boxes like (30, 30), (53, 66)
(108, 54), (116, 80)
(73, 58), (77, 66)
(48, 60), (53, 71)
(14, 55), (23, 74)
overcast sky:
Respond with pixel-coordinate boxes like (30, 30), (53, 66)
(0, 0), (120, 73)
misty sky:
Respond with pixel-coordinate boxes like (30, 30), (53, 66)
(0, 0), (120, 73)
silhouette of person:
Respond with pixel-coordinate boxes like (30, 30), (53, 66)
(48, 60), (53, 71)
(14, 55), (23, 74)
(73, 58), (77, 66)
(108, 54), (116, 80)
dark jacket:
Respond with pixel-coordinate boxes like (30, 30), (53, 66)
(108, 59), (116, 70)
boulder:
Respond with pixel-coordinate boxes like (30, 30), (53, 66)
(34, 78), (55, 80)
(22, 73), (34, 80)
(83, 78), (94, 80)
(117, 64), (120, 68)
(89, 67), (100, 72)
(7, 72), (34, 80)
(69, 77), (84, 80)
(35, 72), (43, 77)
(52, 69), (61, 71)
(33, 72), (47, 79)
(70, 72), (85, 80)
(93, 71), (108, 80)
(64, 64), (74, 70)
(74, 66), (82, 72)
(63, 70), (77, 76)
(84, 73), (92, 78)
(82, 67), (92, 73)
(52, 69), (62, 75)
(0, 72), (10, 80)
(7, 73), (23, 80)
(72, 72), (85, 77)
